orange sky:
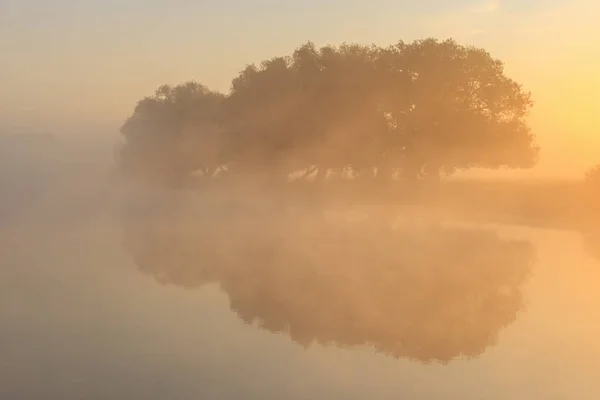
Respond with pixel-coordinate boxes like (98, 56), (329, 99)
(1, 0), (598, 178)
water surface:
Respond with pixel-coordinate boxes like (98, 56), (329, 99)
(2, 164), (600, 399)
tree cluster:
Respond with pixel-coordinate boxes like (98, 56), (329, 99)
(119, 38), (538, 187)
(585, 165), (600, 188)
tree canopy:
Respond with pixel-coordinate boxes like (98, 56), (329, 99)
(119, 82), (225, 185)
(118, 38), (539, 187)
(585, 165), (600, 188)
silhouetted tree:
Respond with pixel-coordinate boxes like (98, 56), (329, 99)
(119, 82), (225, 185)
(582, 165), (600, 260)
(119, 39), (538, 186)
(585, 165), (600, 188)
(391, 39), (538, 180)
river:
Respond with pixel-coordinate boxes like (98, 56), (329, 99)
(1, 147), (600, 399)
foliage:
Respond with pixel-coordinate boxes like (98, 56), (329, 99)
(585, 165), (600, 187)
(119, 82), (225, 185)
(119, 38), (538, 186)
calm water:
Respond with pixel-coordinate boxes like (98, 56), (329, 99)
(2, 166), (600, 399)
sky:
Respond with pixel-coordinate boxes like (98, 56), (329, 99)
(1, 0), (599, 178)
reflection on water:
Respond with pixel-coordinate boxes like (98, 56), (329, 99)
(124, 205), (535, 364)
(583, 230), (600, 262)
(4, 141), (600, 399)
(4, 164), (600, 399)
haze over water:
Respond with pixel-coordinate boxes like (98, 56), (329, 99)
(1, 128), (600, 400)
(2, 1), (600, 398)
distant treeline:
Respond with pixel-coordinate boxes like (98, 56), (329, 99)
(117, 38), (539, 187)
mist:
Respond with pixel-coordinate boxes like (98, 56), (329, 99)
(2, 33), (600, 400)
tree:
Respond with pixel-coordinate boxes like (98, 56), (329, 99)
(119, 38), (539, 186)
(585, 165), (600, 188)
(221, 39), (538, 182)
(581, 166), (600, 259)
(222, 42), (400, 182)
(222, 57), (304, 182)
(119, 81), (225, 185)
(380, 39), (538, 180)
(583, 164), (600, 220)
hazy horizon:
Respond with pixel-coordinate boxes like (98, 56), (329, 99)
(1, 0), (599, 179)
(3, 3), (600, 392)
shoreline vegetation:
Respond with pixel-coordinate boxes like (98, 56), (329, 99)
(115, 37), (600, 258)
(177, 176), (597, 231)
(118, 39), (539, 187)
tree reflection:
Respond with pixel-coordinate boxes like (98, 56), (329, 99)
(123, 207), (535, 364)
(583, 230), (600, 262)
